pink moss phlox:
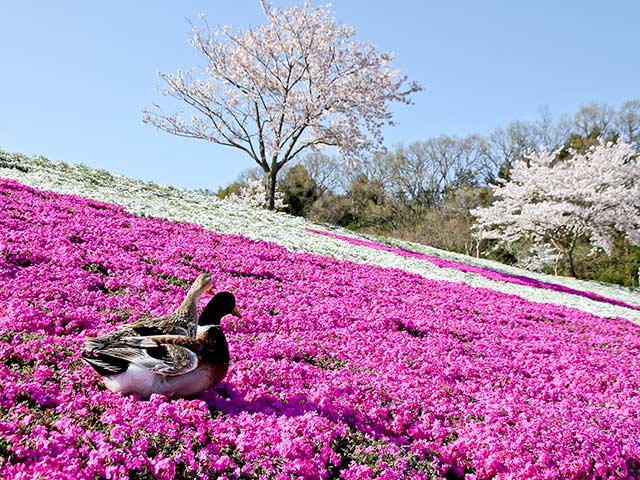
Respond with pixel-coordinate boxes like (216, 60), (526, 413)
(1, 178), (639, 479)
(307, 228), (640, 311)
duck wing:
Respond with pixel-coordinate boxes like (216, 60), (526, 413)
(84, 314), (193, 352)
(123, 313), (192, 337)
(84, 327), (139, 352)
(94, 335), (202, 376)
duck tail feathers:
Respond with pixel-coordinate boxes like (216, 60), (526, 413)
(81, 351), (130, 376)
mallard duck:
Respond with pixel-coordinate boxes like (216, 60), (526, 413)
(82, 291), (240, 398)
(83, 272), (213, 353)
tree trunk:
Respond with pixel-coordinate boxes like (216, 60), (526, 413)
(566, 248), (578, 278)
(565, 234), (582, 278)
(266, 169), (278, 210)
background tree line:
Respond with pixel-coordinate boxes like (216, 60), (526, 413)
(217, 99), (640, 286)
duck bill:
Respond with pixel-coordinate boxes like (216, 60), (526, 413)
(232, 307), (242, 318)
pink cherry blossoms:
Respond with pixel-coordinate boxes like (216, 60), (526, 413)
(1, 178), (640, 479)
(143, 1), (422, 209)
(471, 139), (640, 274)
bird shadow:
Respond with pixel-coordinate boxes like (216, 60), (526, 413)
(203, 383), (323, 419)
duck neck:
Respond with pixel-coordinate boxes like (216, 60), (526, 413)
(198, 324), (229, 358)
(199, 314), (223, 329)
(177, 287), (204, 317)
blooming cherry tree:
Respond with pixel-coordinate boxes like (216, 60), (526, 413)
(143, 0), (422, 209)
(472, 139), (640, 277)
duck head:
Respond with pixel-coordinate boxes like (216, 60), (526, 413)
(178, 272), (214, 315)
(199, 291), (241, 326)
(188, 272), (214, 298)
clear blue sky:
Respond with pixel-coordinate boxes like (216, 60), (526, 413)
(1, 1), (638, 191)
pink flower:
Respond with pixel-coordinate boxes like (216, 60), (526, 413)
(1, 178), (639, 479)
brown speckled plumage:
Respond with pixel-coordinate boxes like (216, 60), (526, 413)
(84, 273), (212, 352)
(82, 290), (239, 398)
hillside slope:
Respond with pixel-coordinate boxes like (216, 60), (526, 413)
(1, 154), (640, 479)
(1, 151), (639, 323)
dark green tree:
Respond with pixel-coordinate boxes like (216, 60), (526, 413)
(280, 165), (320, 217)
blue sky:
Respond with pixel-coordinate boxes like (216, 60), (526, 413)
(0, 1), (638, 191)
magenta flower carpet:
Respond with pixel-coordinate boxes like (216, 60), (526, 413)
(307, 229), (640, 312)
(1, 178), (640, 479)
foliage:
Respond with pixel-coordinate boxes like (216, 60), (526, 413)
(298, 152), (343, 194)
(143, 0), (421, 209)
(574, 240), (640, 287)
(482, 109), (566, 183)
(343, 174), (394, 229)
(306, 191), (354, 227)
(616, 99), (640, 144)
(377, 186), (490, 256)
(279, 164), (319, 216)
(215, 181), (243, 200)
(387, 136), (488, 209)
(565, 102), (616, 138)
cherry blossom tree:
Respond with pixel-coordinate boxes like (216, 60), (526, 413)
(143, 1), (422, 209)
(472, 139), (640, 277)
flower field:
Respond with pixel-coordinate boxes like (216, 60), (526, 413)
(1, 151), (638, 323)
(307, 229), (640, 312)
(1, 158), (640, 479)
